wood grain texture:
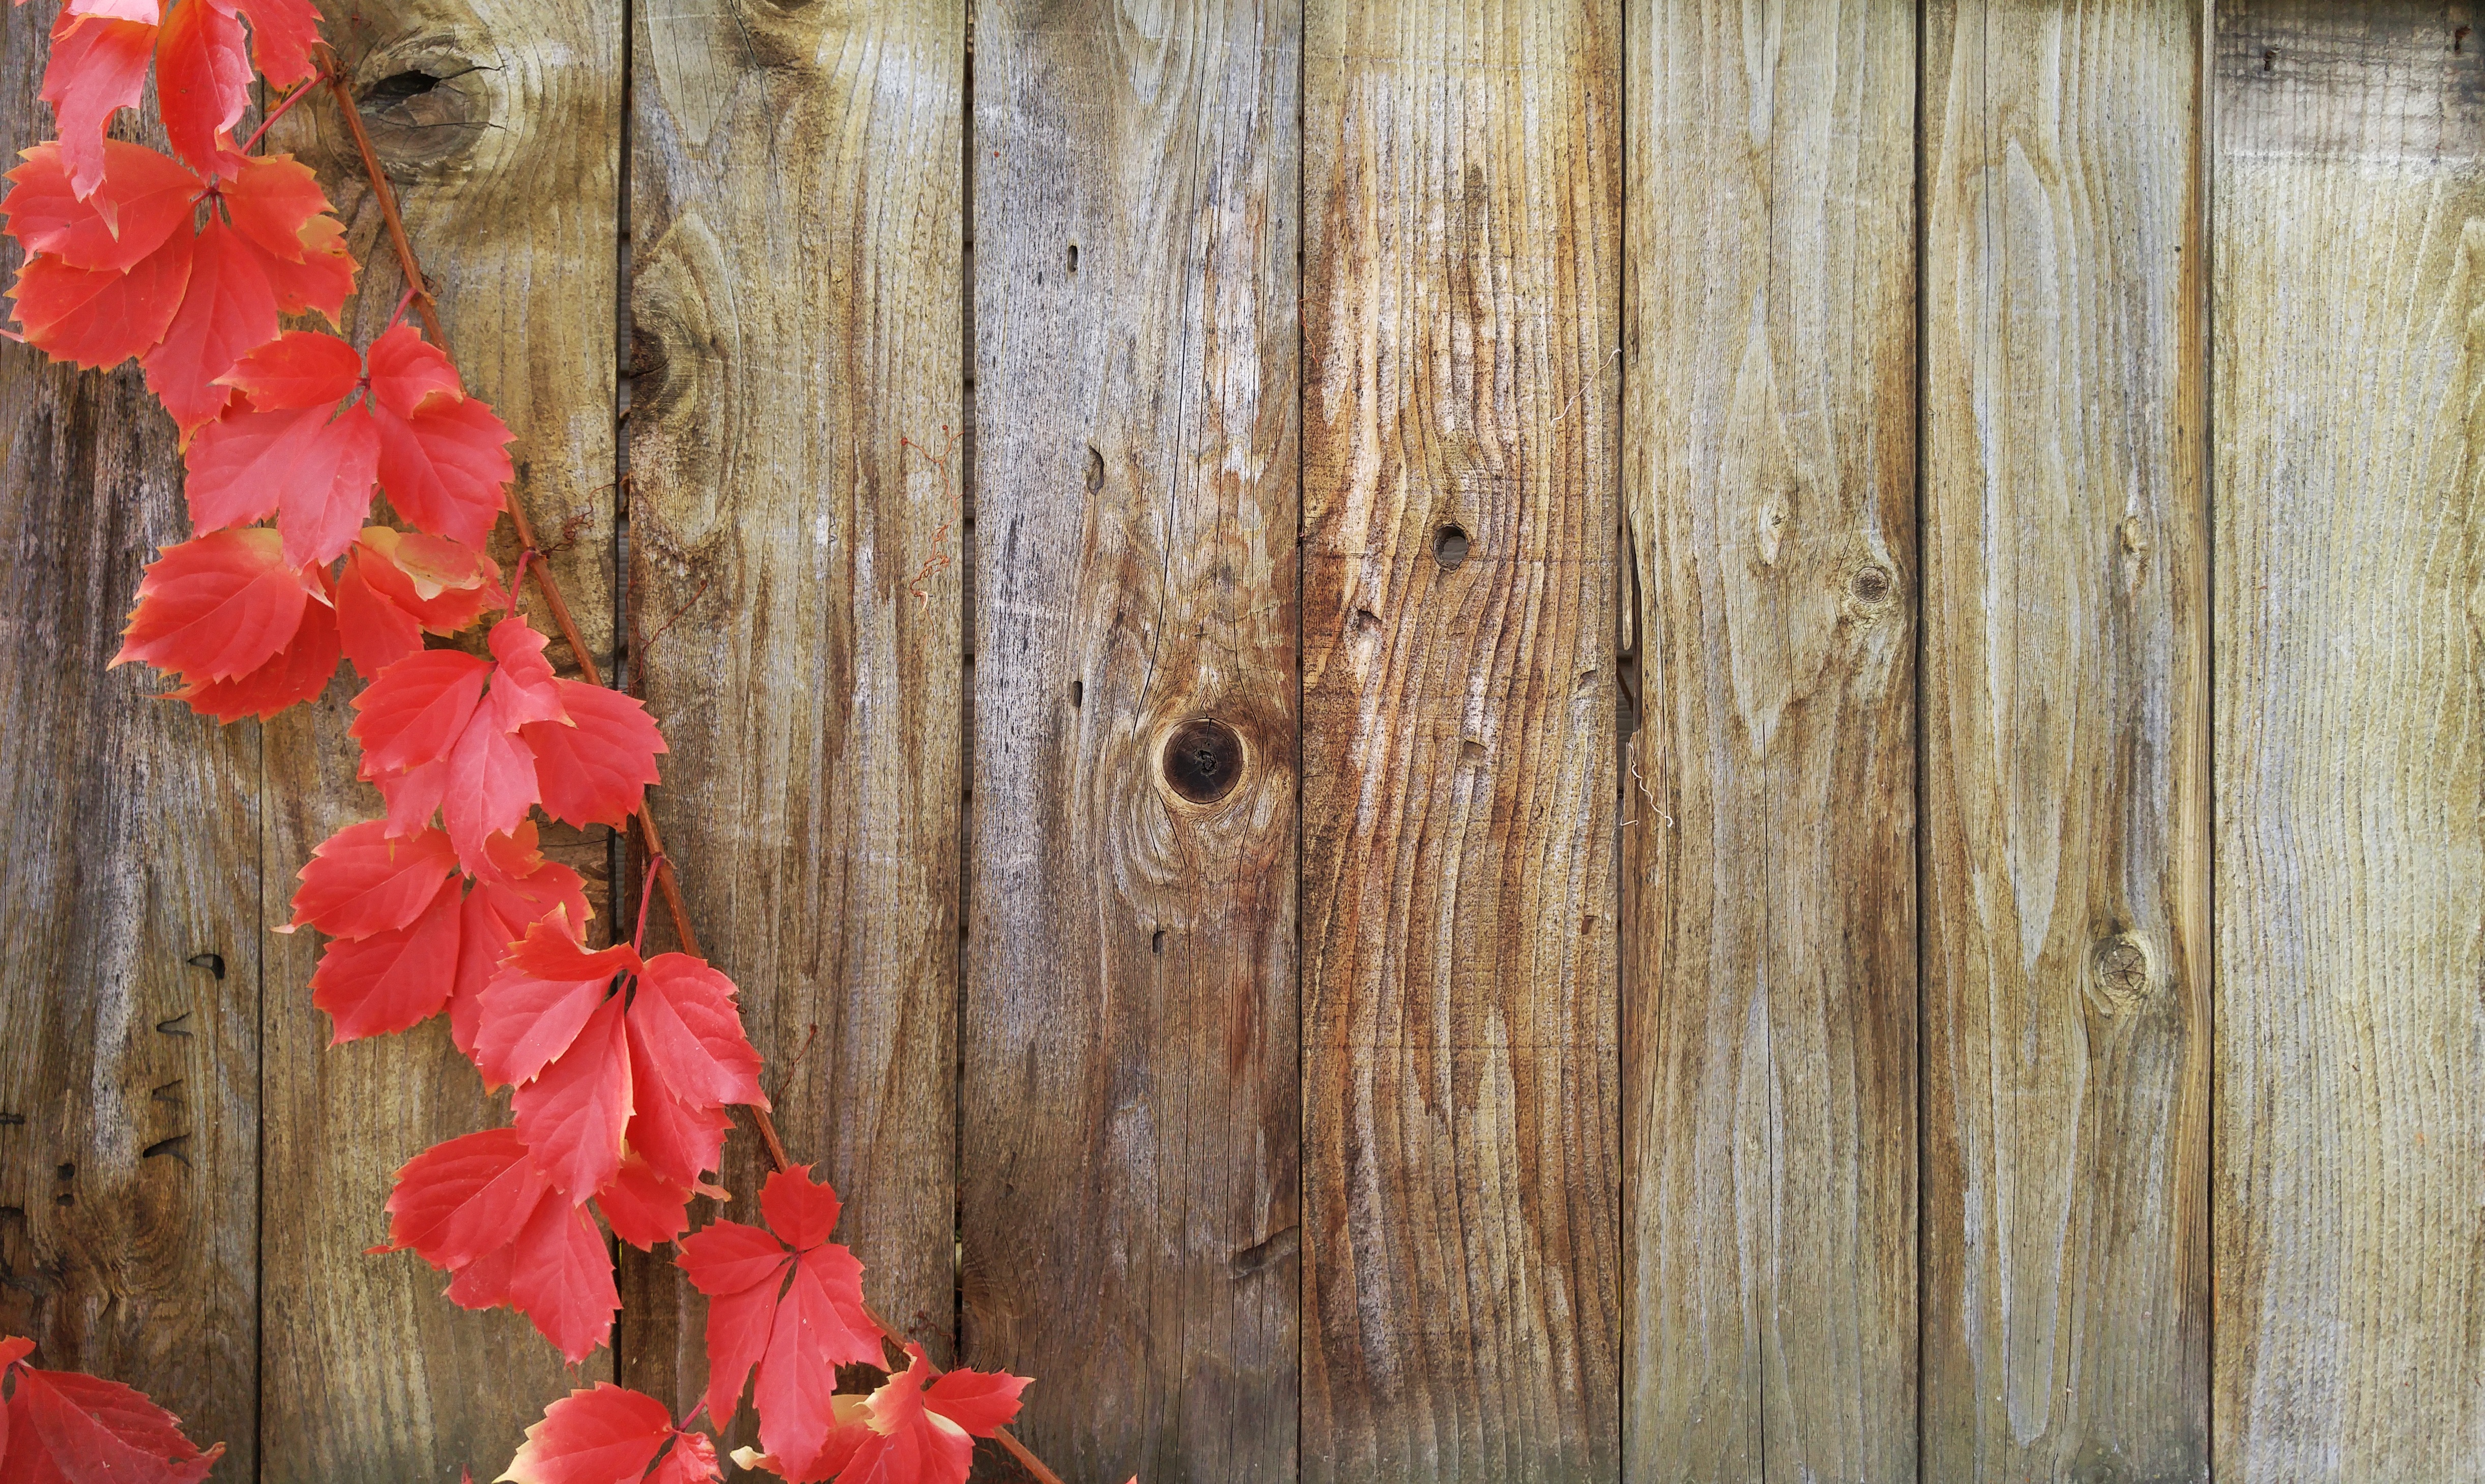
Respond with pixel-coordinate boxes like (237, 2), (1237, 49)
(621, 0), (963, 1435)
(257, 0), (622, 1472)
(1620, 3), (1914, 1480)
(0, 9), (259, 1468)
(1301, 3), (1618, 1476)
(1920, 4), (2212, 1480)
(962, 3), (1300, 1478)
(2213, 3), (2485, 1476)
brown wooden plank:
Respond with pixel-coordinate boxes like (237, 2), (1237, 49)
(257, 3), (623, 1473)
(1620, 2), (1914, 1478)
(1920, 4), (2213, 1478)
(1301, 4), (1619, 1476)
(960, 2), (1300, 1478)
(0, 14), (260, 1469)
(2213, 2), (2485, 1474)
(620, 0), (965, 1441)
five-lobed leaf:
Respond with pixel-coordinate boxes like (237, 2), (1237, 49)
(380, 1127), (618, 1364)
(728, 1344), (1032, 1484)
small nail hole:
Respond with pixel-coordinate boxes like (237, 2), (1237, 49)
(55, 1164), (73, 1180)
(1152, 929), (1165, 954)
(1071, 680), (1084, 708)
(1434, 524), (1470, 571)
(1067, 244), (1078, 273)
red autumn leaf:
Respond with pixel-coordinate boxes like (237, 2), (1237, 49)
(730, 1345), (1029, 1484)
(7, 222), (192, 367)
(229, 0), (319, 92)
(38, 12), (155, 198)
(502, 1385), (720, 1484)
(352, 616), (665, 868)
(361, 322), (514, 549)
(475, 922), (763, 1204)
(0, 1335), (225, 1483)
(166, 571), (339, 719)
(112, 526), (315, 684)
(153, 0), (251, 177)
(523, 681), (666, 831)
(4, 140), (353, 423)
(291, 818), (587, 1045)
(334, 526), (506, 677)
(0, 140), (195, 271)
(676, 1166), (883, 1471)
(185, 391), (381, 568)
(381, 1127), (617, 1363)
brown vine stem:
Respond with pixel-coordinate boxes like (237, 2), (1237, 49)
(316, 48), (1063, 1484)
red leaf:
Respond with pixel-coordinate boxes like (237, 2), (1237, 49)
(512, 991), (634, 1200)
(38, 13), (156, 199)
(372, 390), (512, 547)
(503, 1385), (719, 1484)
(631, 956), (768, 1113)
(351, 648), (489, 776)
(523, 681), (665, 830)
(309, 883), (464, 1041)
(620, 1015), (732, 1194)
(1, 140), (195, 271)
(219, 153), (332, 263)
(382, 1129), (617, 1363)
(112, 526), (311, 682)
(166, 573), (339, 719)
(231, 0), (319, 90)
(365, 322), (461, 417)
(335, 528), (504, 677)
(212, 325), (359, 407)
(0, 1339), (225, 1484)
(592, 1154), (695, 1252)
(675, 1166), (883, 1463)
(139, 216), (276, 432)
(9, 227), (191, 368)
(487, 616), (568, 731)
(732, 1347), (1029, 1484)
(440, 715), (541, 878)
(473, 923), (637, 1089)
(288, 819), (459, 938)
(153, 0), (250, 176)
(185, 397), (379, 567)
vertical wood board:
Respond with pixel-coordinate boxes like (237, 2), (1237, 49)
(1302, 2), (1621, 1476)
(963, 2), (1303, 1478)
(1920, 2), (2212, 1479)
(1621, 2), (1916, 1479)
(2214, 2), (2485, 1476)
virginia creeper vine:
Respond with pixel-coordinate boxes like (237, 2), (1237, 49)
(0, 2), (1073, 1480)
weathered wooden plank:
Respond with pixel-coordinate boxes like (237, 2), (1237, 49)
(1620, 2), (1914, 1478)
(258, 3), (623, 1473)
(961, 4), (1300, 1478)
(0, 12), (259, 1468)
(621, 0), (964, 1440)
(1301, 3), (1618, 1476)
(1920, 4), (2213, 1479)
(2213, 3), (2485, 1475)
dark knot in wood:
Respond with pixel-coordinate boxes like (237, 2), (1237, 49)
(1163, 718), (1245, 806)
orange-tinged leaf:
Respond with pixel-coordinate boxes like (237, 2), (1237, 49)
(220, 152), (331, 264)
(212, 326), (359, 407)
(334, 529), (505, 678)
(113, 526), (310, 682)
(232, 0), (319, 87)
(1, 140), (196, 271)
(366, 321), (461, 417)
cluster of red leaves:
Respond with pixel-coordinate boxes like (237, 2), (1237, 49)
(0, 1337), (223, 1482)
(4, 2), (1053, 1479)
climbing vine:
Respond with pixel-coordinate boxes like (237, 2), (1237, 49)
(0, 2), (1064, 1479)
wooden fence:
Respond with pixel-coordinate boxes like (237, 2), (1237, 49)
(2, 0), (2477, 1478)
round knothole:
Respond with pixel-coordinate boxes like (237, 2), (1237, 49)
(1162, 718), (1245, 806)
(1434, 524), (1470, 571)
(2089, 935), (2153, 1006)
(1851, 563), (1892, 603)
